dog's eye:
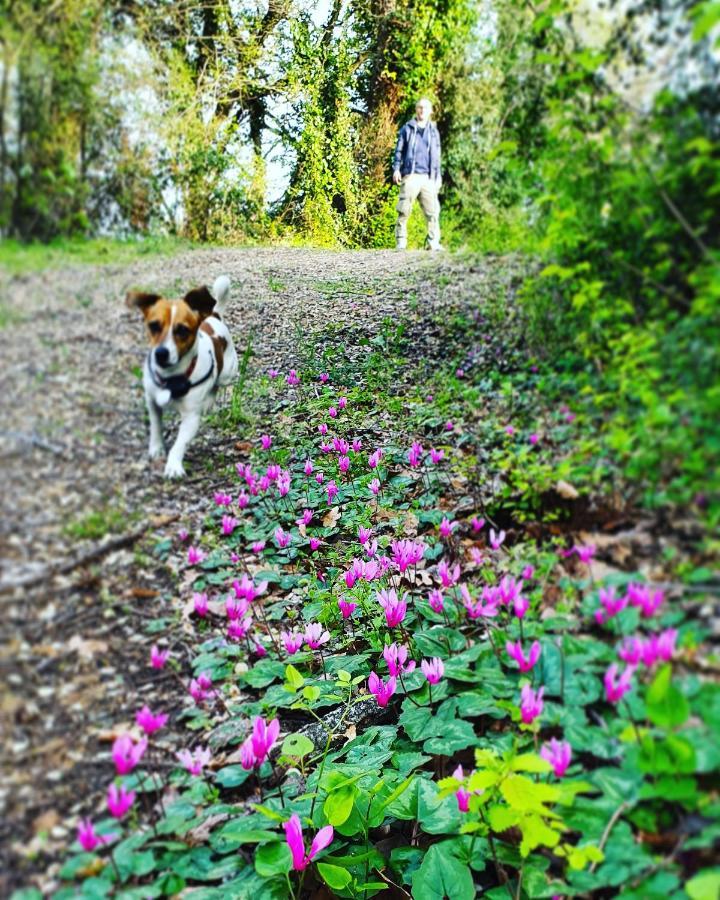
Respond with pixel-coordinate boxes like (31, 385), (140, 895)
(148, 320), (162, 335)
(174, 324), (191, 340)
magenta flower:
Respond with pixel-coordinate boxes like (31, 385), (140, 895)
(461, 585), (500, 619)
(574, 544), (595, 564)
(277, 472), (291, 497)
(368, 449), (383, 468)
(315, 471), (325, 483)
(150, 645), (169, 668)
(318, 423), (328, 436)
(470, 516), (485, 532)
(407, 441), (423, 466)
(178, 528), (189, 542)
(238, 492), (250, 508)
(136, 705), (168, 735)
(112, 734), (147, 775)
(284, 814), (334, 871)
(429, 448), (444, 464)
(445, 420), (454, 431)
(421, 657), (444, 684)
(187, 545), (206, 565)
(595, 587), (628, 625)
(453, 764), (471, 812)
(469, 547), (485, 566)
(260, 434), (272, 450)
(227, 616), (252, 641)
(304, 459), (314, 476)
(269, 368), (279, 378)
(177, 746), (211, 776)
(107, 783), (135, 818)
(368, 671), (397, 707)
(214, 491), (232, 506)
(529, 433), (539, 445)
(297, 509), (313, 526)
(437, 558), (461, 587)
(275, 526), (292, 549)
(520, 684), (544, 724)
(220, 516), (240, 537)
(338, 396), (347, 409)
(338, 598), (356, 619)
(439, 517), (457, 538)
(189, 672), (215, 704)
(328, 406), (337, 418)
(489, 529), (506, 551)
(618, 636), (643, 665)
(226, 594), (249, 620)
(365, 538), (378, 558)
(286, 369), (300, 386)
(541, 739), (572, 777)
(383, 642), (416, 677)
(506, 640), (541, 672)
(358, 526), (372, 545)
(522, 564), (535, 580)
(281, 629), (305, 655)
(338, 455), (350, 474)
(333, 437), (349, 454)
(77, 819), (115, 852)
(326, 480), (339, 503)
(377, 588), (408, 627)
(352, 439), (362, 452)
(390, 539), (426, 572)
(251, 539), (266, 553)
(604, 663), (635, 703)
(428, 589), (445, 613)
(232, 575), (268, 603)
(309, 537), (322, 551)
(627, 583), (664, 617)
(656, 628), (678, 661)
(193, 591), (209, 617)
(505, 425), (515, 436)
(304, 622), (330, 649)
(251, 716), (281, 763)
(369, 478), (381, 496)
(319, 372), (329, 383)
(259, 475), (271, 492)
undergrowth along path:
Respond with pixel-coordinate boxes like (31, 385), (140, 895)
(2, 249), (715, 899)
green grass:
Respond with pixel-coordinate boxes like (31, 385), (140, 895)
(64, 504), (132, 541)
(0, 235), (198, 274)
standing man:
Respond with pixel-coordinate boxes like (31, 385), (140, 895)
(392, 97), (442, 251)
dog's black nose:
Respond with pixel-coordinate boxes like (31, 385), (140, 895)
(155, 346), (170, 367)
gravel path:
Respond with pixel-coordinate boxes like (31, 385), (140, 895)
(1, 247), (520, 892)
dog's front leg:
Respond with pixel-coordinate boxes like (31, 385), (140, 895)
(147, 396), (165, 459)
(164, 411), (201, 479)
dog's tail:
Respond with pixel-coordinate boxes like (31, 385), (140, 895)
(211, 275), (231, 315)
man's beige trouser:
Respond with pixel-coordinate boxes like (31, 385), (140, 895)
(395, 173), (441, 250)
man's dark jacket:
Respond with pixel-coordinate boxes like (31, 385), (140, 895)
(393, 118), (441, 180)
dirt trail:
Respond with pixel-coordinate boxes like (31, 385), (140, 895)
(1, 248), (515, 892)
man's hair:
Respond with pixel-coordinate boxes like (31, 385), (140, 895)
(416, 97), (433, 110)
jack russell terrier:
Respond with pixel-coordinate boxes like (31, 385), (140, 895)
(126, 275), (238, 478)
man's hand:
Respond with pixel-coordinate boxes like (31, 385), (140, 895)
(393, 170), (402, 186)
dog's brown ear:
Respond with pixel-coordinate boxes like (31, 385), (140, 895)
(183, 286), (216, 320)
(126, 291), (161, 316)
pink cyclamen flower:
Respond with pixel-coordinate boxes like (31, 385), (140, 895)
(226, 594), (249, 620)
(328, 406), (338, 419)
(309, 537), (322, 551)
(315, 471), (325, 484)
(513, 595), (530, 619)
(522, 565), (535, 580)
(377, 588), (408, 627)
(505, 425), (515, 436)
(304, 623), (330, 649)
(233, 577), (269, 604)
(383, 642), (416, 677)
(251, 716), (281, 763)
(421, 657), (444, 684)
(227, 616), (252, 641)
(627, 583), (664, 617)
(281, 629), (305, 655)
(326, 480), (339, 503)
(439, 517), (457, 539)
(112, 734), (147, 775)
(338, 396), (347, 409)
(428, 589), (445, 613)
(368, 672), (397, 707)
(520, 684), (544, 724)
(489, 529), (506, 550)
(469, 547), (485, 566)
(136, 705), (168, 735)
(319, 372), (329, 383)
(470, 516), (485, 532)
(238, 492), (250, 508)
(304, 459), (314, 476)
(187, 545), (206, 565)
(189, 671), (214, 704)
(107, 783), (135, 818)
(275, 526), (292, 549)
(541, 739), (572, 777)
(338, 598), (356, 619)
(369, 478), (381, 495)
(368, 449), (383, 468)
(268, 368), (279, 378)
(286, 369), (300, 386)
(656, 628), (678, 661)
(429, 448), (444, 464)
(150, 645), (169, 668)
(297, 509), (313, 526)
(214, 491), (232, 506)
(320, 442), (333, 453)
(604, 663), (635, 704)
(178, 528), (189, 542)
(445, 420), (454, 431)
(251, 540), (266, 553)
(261, 434), (273, 450)
(352, 439), (362, 452)
(220, 516), (240, 537)
(284, 814), (334, 871)
(358, 526), (372, 545)
(461, 585), (500, 619)
(506, 640), (541, 672)
(338, 455), (350, 473)
(618, 636), (643, 666)
(318, 423), (328, 436)
(77, 819), (114, 852)
(193, 592), (209, 617)
(574, 544), (595, 564)
(407, 441), (423, 467)
(177, 746), (211, 776)
(453, 765), (471, 812)
(595, 587), (628, 625)
(529, 433), (539, 445)
(437, 558), (461, 587)
(389, 539), (426, 572)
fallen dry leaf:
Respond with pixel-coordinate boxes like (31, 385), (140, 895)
(555, 479), (579, 500)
